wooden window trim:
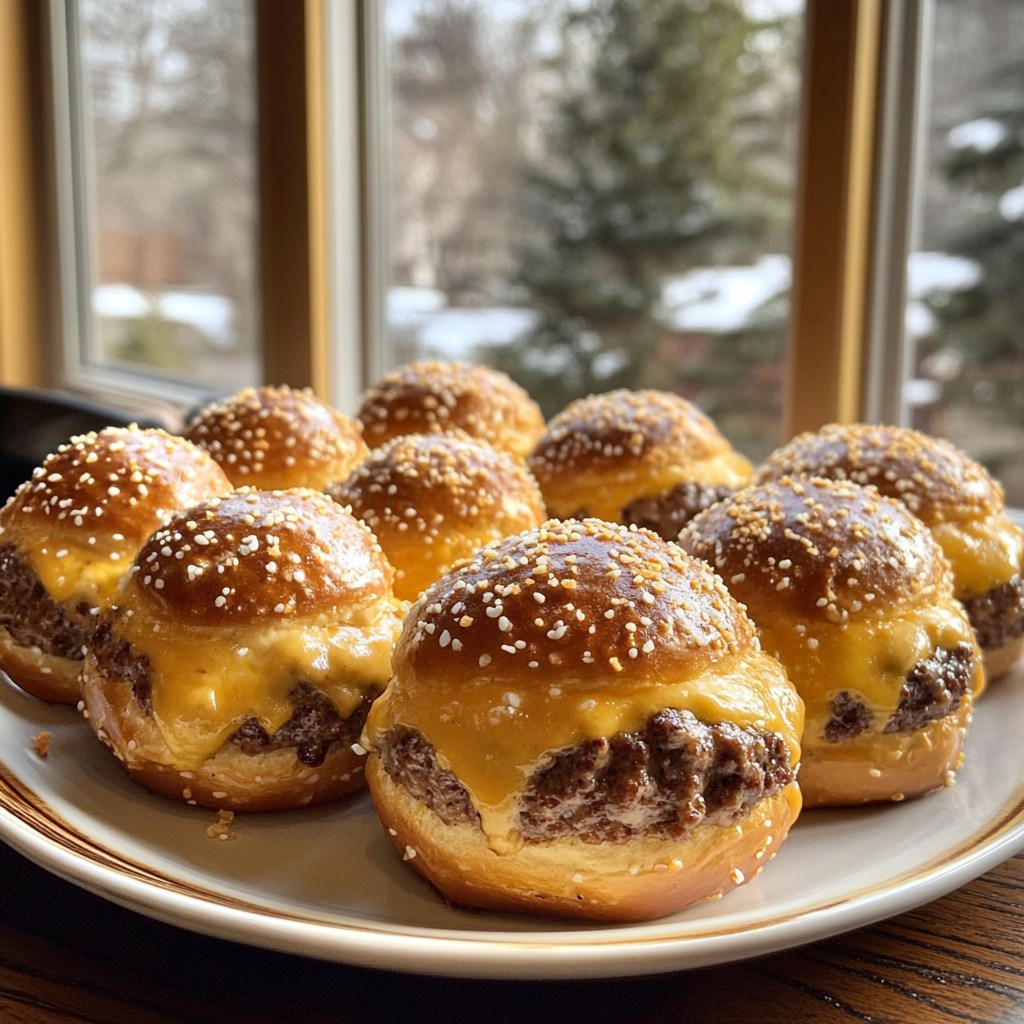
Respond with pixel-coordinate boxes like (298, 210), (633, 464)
(785, 0), (884, 438)
(0, 0), (46, 387)
(3, 0), (892, 429)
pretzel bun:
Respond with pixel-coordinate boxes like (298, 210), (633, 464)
(356, 361), (545, 460)
(184, 384), (369, 490)
(328, 431), (546, 601)
(527, 389), (753, 539)
(363, 518), (803, 921)
(79, 488), (403, 811)
(679, 476), (985, 807)
(756, 422), (1024, 679)
(0, 427), (231, 703)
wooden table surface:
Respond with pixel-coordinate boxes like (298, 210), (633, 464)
(2, 838), (1022, 1024)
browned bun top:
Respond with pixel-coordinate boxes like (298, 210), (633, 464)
(125, 488), (392, 625)
(679, 476), (950, 622)
(528, 389), (740, 478)
(184, 384), (368, 490)
(526, 389), (752, 525)
(755, 422), (1002, 524)
(356, 361), (545, 459)
(394, 517), (758, 691)
(328, 431), (546, 600)
(0, 426), (231, 547)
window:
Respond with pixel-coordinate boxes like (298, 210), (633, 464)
(904, 0), (1024, 506)
(2, 0), (1020, 509)
(376, 0), (805, 461)
(52, 0), (260, 405)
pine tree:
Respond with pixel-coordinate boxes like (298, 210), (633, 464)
(928, 53), (1024, 449)
(497, 0), (795, 417)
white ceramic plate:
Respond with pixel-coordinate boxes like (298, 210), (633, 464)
(1, 666), (1023, 981)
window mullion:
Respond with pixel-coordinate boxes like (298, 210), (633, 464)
(785, 0), (885, 438)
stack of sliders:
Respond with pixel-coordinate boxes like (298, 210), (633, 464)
(755, 422), (1024, 681)
(0, 366), (1015, 924)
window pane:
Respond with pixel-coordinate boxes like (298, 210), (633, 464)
(382, 0), (804, 461)
(909, 0), (1024, 504)
(70, 0), (259, 392)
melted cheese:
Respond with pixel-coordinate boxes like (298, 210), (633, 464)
(364, 649), (803, 852)
(31, 539), (135, 608)
(546, 451), (751, 522)
(929, 514), (1024, 598)
(115, 598), (400, 767)
(757, 600), (981, 743)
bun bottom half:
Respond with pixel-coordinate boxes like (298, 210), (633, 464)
(366, 757), (802, 922)
(799, 700), (974, 808)
(981, 635), (1024, 683)
(0, 628), (82, 704)
(80, 659), (368, 812)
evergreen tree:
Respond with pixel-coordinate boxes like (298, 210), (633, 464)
(498, 0), (795, 417)
(928, 53), (1024, 455)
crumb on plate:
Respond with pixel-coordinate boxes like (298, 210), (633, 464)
(206, 808), (236, 841)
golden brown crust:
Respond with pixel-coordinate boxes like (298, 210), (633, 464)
(125, 488), (392, 627)
(366, 758), (801, 922)
(356, 362), (545, 460)
(328, 431), (546, 601)
(184, 385), (369, 490)
(680, 476), (983, 806)
(755, 428), (1024, 673)
(0, 631), (82, 704)
(362, 518), (804, 919)
(678, 476), (949, 622)
(78, 491), (401, 811)
(0, 427), (231, 704)
(799, 700), (973, 808)
(526, 389), (752, 521)
(755, 422), (1002, 524)
(394, 518), (759, 692)
(0, 426), (231, 550)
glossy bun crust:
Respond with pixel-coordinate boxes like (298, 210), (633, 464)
(680, 476), (984, 806)
(757, 422), (1024, 678)
(363, 518), (803, 921)
(356, 361), (545, 460)
(0, 427), (231, 702)
(527, 389), (752, 537)
(329, 431), (546, 601)
(80, 488), (403, 811)
(184, 385), (369, 490)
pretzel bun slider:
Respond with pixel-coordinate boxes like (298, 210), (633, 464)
(0, 427), (231, 703)
(328, 430), (546, 601)
(756, 422), (1024, 680)
(679, 476), (985, 807)
(357, 361), (545, 460)
(80, 488), (403, 811)
(184, 384), (369, 491)
(527, 389), (753, 540)
(362, 518), (803, 922)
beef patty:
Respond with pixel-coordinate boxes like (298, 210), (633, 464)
(375, 708), (795, 845)
(823, 641), (977, 743)
(962, 574), (1024, 653)
(88, 618), (373, 767)
(0, 544), (95, 660)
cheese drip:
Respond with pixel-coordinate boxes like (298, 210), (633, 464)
(30, 538), (136, 607)
(115, 597), (399, 767)
(364, 648), (803, 851)
(549, 451), (751, 523)
(755, 599), (981, 743)
(929, 514), (1024, 599)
